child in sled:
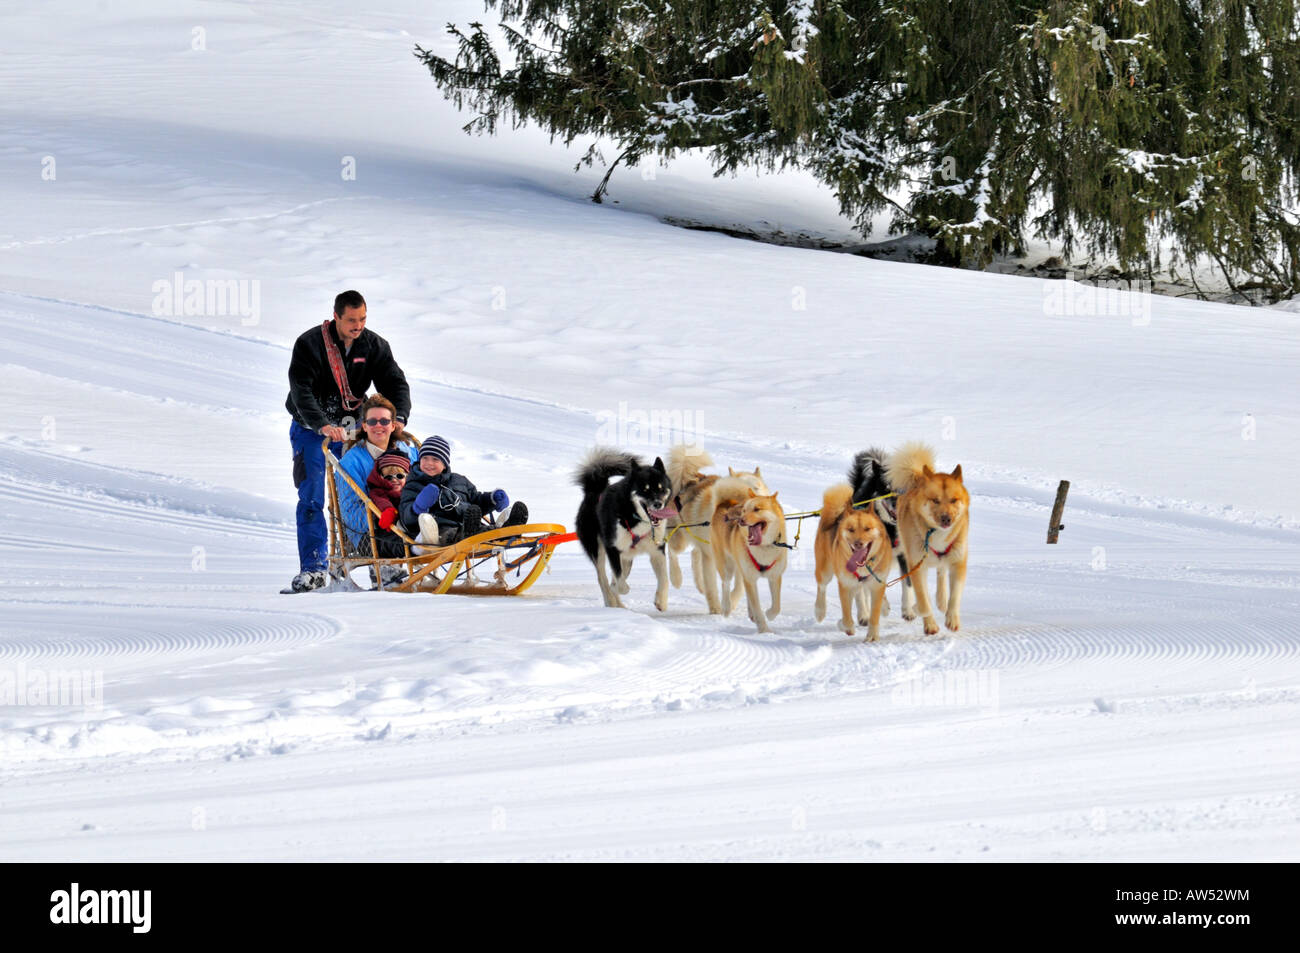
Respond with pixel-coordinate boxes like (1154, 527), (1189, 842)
(398, 435), (529, 548)
(365, 450), (417, 558)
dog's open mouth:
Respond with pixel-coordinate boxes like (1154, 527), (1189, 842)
(847, 543), (872, 573)
(883, 499), (898, 519)
(747, 521), (765, 546)
(648, 505), (677, 524)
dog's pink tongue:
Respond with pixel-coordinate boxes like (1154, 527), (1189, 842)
(846, 545), (872, 573)
(747, 523), (763, 546)
(649, 505), (677, 520)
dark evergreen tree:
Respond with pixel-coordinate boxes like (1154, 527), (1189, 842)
(416, 1), (1300, 302)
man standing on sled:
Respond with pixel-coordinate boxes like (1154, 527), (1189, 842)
(283, 290), (411, 593)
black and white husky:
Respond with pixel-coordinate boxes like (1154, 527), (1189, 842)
(848, 447), (911, 616)
(574, 447), (677, 611)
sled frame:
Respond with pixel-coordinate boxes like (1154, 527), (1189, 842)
(322, 440), (565, 595)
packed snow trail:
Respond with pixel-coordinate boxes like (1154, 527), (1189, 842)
(2, 292), (1298, 867)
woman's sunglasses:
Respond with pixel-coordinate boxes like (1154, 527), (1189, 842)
(365, 417), (393, 427)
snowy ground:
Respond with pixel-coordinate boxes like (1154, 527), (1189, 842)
(1, 1), (1298, 861)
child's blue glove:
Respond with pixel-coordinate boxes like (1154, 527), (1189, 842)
(491, 489), (509, 512)
(413, 484), (441, 514)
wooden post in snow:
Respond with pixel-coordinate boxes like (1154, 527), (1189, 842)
(1047, 480), (1070, 544)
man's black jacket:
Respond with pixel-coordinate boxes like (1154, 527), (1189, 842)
(285, 321), (411, 432)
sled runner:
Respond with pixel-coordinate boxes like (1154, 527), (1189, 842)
(323, 440), (567, 595)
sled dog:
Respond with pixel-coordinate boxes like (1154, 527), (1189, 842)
(847, 446), (910, 616)
(814, 484), (893, 641)
(574, 447), (677, 611)
(886, 442), (970, 635)
(666, 445), (769, 614)
(710, 487), (787, 633)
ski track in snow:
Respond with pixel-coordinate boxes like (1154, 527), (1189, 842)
(3, 290), (1298, 780)
(3, 276), (1299, 863)
(0, 603), (339, 661)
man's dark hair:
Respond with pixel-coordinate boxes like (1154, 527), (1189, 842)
(333, 290), (367, 317)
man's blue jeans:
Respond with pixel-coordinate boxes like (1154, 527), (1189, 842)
(290, 420), (343, 572)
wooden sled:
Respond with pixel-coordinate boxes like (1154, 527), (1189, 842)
(323, 440), (567, 595)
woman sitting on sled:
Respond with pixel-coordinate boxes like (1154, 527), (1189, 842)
(334, 394), (419, 558)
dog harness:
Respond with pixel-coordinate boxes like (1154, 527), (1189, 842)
(850, 560), (885, 584)
(745, 546), (779, 574)
(924, 527), (957, 558)
(598, 487), (669, 549)
(620, 516), (649, 548)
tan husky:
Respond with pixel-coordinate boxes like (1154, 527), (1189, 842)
(814, 484), (893, 641)
(666, 445), (769, 614)
(886, 442), (970, 635)
(710, 488), (787, 633)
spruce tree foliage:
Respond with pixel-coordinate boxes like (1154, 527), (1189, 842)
(416, 1), (1300, 302)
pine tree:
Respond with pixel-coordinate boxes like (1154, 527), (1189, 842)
(416, 1), (1300, 302)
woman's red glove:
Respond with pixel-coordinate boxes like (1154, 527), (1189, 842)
(379, 507), (398, 530)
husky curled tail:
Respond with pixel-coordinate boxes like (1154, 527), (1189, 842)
(665, 444), (714, 590)
(667, 444), (713, 495)
(885, 441), (938, 493)
(848, 447), (890, 497)
(821, 483), (856, 524)
(574, 447), (639, 492)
